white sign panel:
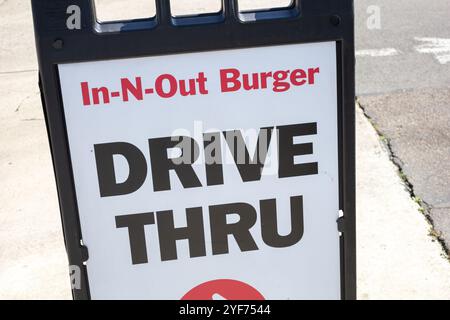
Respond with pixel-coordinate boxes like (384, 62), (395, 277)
(58, 41), (340, 300)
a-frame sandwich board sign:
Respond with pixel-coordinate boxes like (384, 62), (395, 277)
(32, 0), (356, 300)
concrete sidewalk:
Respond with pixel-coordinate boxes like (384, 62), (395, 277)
(1, 0), (449, 300)
(356, 107), (450, 299)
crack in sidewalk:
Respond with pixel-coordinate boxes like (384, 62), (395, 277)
(0, 69), (38, 75)
(0, 69), (37, 75)
(21, 118), (43, 122)
(14, 92), (39, 113)
(357, 98), (450, 259)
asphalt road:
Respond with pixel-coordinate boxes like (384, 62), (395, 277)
(355, 0), (450, 249)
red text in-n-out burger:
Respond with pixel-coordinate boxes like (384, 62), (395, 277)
(79, 66), (320, 106)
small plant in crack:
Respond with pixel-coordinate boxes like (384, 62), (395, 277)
(413, 196), (422, 205)
(399, 171), (408, 183)
(428, 228), (442, 239)
(379, 134), (388, 144)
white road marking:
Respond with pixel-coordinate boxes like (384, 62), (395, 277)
(356, 48), (400, 57)
(415, 37), (450, 64)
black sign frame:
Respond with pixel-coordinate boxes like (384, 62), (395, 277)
(32, 0), (356, 300)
